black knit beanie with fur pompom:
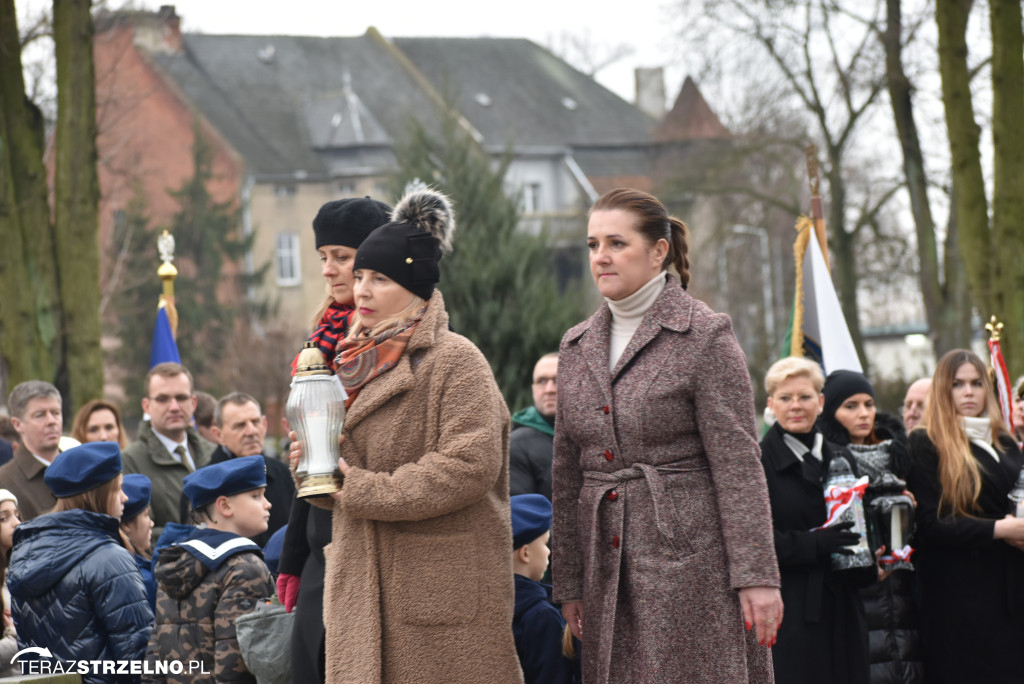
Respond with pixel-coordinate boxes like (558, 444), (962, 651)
(353, 188), (455, 300)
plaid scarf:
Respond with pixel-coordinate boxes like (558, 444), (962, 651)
(291, 301), (355, 375)
(338, 306), (428, 406)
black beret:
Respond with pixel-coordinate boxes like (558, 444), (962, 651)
(313, 196), (392, 250)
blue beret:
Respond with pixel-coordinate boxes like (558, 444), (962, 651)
(44, 442), (122, 498)
(183, 455), (267, 509)
(511, 494), (552, 549)
(121, 473), (152, 522)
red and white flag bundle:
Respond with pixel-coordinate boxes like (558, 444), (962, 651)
(989, 333), (1014, 433)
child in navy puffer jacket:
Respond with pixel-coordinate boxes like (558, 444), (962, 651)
(7, 442), (153, 683)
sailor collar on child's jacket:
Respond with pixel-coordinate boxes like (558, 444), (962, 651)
(177, 527), (261, 571)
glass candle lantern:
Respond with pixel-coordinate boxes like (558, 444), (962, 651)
(866, 472), (915, 572)
(823, 455), (875, 572)
(1009, 467), (1024, 517)
(286, 341), (347, 498)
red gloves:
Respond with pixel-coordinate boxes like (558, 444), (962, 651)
(277, 573), (301, 612)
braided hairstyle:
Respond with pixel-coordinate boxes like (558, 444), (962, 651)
(590, 188), (690, 288)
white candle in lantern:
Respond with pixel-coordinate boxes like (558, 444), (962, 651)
(890, 506), (904, 552)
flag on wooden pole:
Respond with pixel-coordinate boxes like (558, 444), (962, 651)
(781, 217), (863, 374)
(986, 317), (1013, 432)
(779, 144), (863, 373)
(149, 230), (180, 368)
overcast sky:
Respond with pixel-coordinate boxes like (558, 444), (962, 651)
(130, 0), (692, 104)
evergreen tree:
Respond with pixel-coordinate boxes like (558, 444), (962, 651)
(390, 112), (586, 412)
(106, 186), (159, 414)
(166, 123), (267, 386)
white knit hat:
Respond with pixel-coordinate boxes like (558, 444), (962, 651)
(0, 489), (17, 506)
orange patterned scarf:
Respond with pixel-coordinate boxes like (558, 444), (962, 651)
(337, 306), (427, 407)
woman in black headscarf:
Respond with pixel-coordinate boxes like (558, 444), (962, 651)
(819, 370), (923, 683)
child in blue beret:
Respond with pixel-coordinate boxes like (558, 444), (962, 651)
(7, 442), (153, 682)
(145, 454), (275, 682)
(511, 494), (581, 684)
(121, 473), (157, 609)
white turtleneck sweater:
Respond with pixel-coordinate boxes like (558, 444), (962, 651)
(606, 271), (667, 370)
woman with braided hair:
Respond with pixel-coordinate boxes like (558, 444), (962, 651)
(552, 188), (782, 683)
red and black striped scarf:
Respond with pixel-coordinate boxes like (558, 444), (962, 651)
(291, 301), (354, 374)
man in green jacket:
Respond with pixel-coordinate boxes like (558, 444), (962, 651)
(123, 362), (216, 538)
(509, 353), (558, 502)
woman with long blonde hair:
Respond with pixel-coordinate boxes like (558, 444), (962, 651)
(906, 349), (1024, 683)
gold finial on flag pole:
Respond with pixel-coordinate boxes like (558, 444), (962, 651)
(986, 315), (1003, 342)
(157, 230), (179, 337)
(804, 144), (830, 272)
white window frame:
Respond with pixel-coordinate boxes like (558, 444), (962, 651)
(275, 232), (301, 286)
(523, 182), (542, 214)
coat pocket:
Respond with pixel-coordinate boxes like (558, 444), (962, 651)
(390, 532), (479, 626)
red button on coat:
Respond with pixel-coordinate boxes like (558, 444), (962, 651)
(607, 490), (619, 502)
(603, 405), (610, 414)
(612, 535), (620, 548)
(604, 450), (614, 461)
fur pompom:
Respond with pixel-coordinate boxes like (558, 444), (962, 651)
(391, 188), (455, 254)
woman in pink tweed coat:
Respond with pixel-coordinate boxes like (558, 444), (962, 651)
(551, 188), (783, 683)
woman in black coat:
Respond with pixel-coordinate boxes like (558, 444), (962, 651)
(277, 195), (393, 682)
(905, 350), (1024, 684)
(760, 357), (873, 684)
(818, 370), (924, 683)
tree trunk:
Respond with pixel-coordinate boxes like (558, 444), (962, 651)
(53, 0), (103, 413)
(883, 0), (971, 357)
(989, 0), (1024, 377)
(0, 0), (60, 390)
(936, 206), (972, 357)
(937, 0), (992, 320)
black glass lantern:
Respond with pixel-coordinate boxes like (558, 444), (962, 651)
(866, 472), (915, 572)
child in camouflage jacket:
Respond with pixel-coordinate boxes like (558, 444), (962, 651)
(144, 456), (275, 683)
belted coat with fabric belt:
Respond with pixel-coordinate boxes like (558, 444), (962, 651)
(551, 275), (781, 684)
